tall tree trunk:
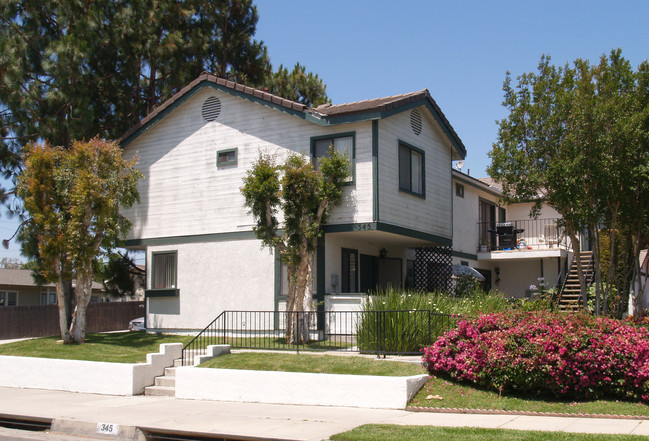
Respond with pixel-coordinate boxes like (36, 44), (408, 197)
(55, 267), (73, 344)
(285, 248), (314, 345)
(592, 226), (601, 316)
(70, 265), (93, 343)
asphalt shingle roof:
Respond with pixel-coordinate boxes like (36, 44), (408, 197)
(119, 73), (467, 159)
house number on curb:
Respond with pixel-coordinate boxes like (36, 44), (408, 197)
(96, 423), (120, 435)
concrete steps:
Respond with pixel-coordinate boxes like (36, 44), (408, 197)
(144, 367), (176, 397)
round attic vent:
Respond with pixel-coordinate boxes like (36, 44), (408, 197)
(202, 96), (221, 122)
(410, 108), (422, 135)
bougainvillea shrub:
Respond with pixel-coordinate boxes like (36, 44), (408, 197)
(422, 311), (649, 402)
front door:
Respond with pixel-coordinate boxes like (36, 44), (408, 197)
(360, 254), (378, 294)
(378, 258), (403, 290)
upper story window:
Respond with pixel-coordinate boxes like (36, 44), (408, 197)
(152, 251), (177, 290)
(311, 133), (354, 183)
(455, 183), (465, 198)
(398, 142), (425, 197)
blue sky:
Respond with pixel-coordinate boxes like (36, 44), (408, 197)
(256, 0), (649, 175)
(1, 0), (648, 261)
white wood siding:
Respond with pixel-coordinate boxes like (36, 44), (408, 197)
(452, 177), (500, 255)
(378, 108), (453, 239)
(122, 87), (374, 241)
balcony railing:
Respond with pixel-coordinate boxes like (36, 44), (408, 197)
(478, 218), (569, 252)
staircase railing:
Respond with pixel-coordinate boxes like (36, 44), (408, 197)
(181, 311), (226, 367)
(584, 253), (596, 287)
(553, 254), (571, 309)
(556, 251), (596, 311)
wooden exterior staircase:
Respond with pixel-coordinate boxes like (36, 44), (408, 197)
(558, 251), (594, 312)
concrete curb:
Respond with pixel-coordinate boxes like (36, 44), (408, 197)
(50, 419), (145, 441)
(408, 406), (649, 420)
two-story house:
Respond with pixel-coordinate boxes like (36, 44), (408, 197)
(120, 74), (466, 333)
(451, 169), (573, 297)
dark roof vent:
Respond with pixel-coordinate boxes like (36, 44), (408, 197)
(410, 108), (422, 135)
(202, 96), (221, 122)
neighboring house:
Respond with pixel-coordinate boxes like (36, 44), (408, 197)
(0, 268), (106, 306)
(120, 73), (466, 333)
(451, 169), (574, 297)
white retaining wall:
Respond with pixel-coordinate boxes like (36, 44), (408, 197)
(175, 366), (428, 409)
(0, 343), (182, 395)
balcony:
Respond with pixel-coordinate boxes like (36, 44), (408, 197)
(477, 218), (569, 260)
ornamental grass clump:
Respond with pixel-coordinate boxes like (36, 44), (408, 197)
(355, 288), (514, 354)
(422, 311), (649, 402)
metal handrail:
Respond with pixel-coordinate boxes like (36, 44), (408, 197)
(181, 311), (225, 366)
(180, 309), (461, 365)
(553, 255), (571, 309)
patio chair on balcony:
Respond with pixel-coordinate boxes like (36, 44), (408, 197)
(544, 224), (558, 248)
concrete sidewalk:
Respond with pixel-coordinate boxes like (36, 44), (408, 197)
(1, 387), (649, 441)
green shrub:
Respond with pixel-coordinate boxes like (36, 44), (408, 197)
(355, 288), (517, 353)
(423, 311), (649, 402)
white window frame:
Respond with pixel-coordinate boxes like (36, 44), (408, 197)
(0, 291), (18, 306)
(41, 287), (57, 305)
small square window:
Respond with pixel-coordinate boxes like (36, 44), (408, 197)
(217, 148), (237, 167)
(41, 288), (57, 305)
(456, 183), (465, 198)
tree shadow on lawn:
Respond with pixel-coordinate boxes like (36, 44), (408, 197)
(222, 337), (353, 351)
(83, 331), (188, 348)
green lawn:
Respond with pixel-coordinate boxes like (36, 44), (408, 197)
(409, 375), (649, 418)
(0, 332), (192, 363)
(199, 352), (426, 376)
(330, 425), (648, 441)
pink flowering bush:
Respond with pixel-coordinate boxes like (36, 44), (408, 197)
(422, 311), (649, 402)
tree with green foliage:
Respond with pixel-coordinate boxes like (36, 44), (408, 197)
(489, 49), (649, 316)
(98, 251), (145, 299)
(241, 149), (348, 343)
(17, 138), (142, 343)
(0, 0), (327, 202)
(264, 63), (329, 107)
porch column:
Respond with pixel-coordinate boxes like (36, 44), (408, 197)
(316, 238), (326, 332)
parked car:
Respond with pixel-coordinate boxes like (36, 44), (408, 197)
(128, 317), (145, 331)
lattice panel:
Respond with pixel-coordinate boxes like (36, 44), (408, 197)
(414, 246), (453, 293)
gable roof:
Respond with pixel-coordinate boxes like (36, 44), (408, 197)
(452, 169), (502, 198)
(0, 268), (103, 290)
(119, 73), (466, 159)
